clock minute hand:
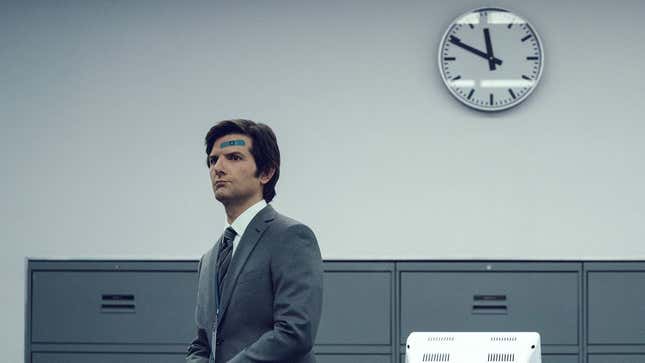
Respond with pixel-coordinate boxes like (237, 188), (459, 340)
(483, 28), (497, 71)
(449, 35), (502, 66)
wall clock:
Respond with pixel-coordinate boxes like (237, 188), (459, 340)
(439, 8), (544, 111)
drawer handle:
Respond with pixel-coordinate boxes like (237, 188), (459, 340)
(472, 305), (508, 315)
(101, 294), (136, 313)
(101, 304), (135, 309)
(102, 294), (134, 301)
(474, 294), (506, 301)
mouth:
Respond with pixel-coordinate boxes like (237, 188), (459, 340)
(214, 181), (228, 188)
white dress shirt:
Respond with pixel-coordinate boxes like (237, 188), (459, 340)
(226, 199), (267, 256)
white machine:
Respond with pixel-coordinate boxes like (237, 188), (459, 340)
(405, 332), (541, 363)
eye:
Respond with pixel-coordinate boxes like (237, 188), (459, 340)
(228, 154), (242, 161)
(208, 156), (218, 167)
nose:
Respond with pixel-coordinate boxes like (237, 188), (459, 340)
(210, 157), (225, 177)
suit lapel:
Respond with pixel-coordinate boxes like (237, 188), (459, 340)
(216, 205), (276, 325)
(194, 238), (222, 333)
(211, 235), (223, 310)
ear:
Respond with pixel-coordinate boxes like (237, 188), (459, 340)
(258, 167), (275, 185)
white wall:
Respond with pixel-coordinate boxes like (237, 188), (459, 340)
(3, 0), (645, 360)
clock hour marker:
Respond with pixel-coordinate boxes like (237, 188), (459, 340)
(467, 89), (475, 100)
(522, 75), (532, 80)
(452, 75), (462, 81)
(507, 23), (513, 29)
(521, 34), (532, 42)
(469, 23), (474, 29)
(490, 93), (494, 105)
(526, 56), (538, 60)
(508, 89), (516, 99)
(444, 57), (456, 61)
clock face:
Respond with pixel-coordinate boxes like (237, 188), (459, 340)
(439, 8), (544, 111)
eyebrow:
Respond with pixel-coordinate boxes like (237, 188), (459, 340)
(207, 150), (244, 164)
(210, 150), (244, 157)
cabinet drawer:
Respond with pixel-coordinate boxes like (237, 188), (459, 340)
(588, 272), (645, 344)
(316, 271), (391, 345)
(588, 354), (645, 363)
(542, 355), (579, 363)
(400, 272), (578, 345)
(31, 271), (197, 344)
(32, 353), (184, 363)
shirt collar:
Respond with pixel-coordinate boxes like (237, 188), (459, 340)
(226, 199), (267, 238)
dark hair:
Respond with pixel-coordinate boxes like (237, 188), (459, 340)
(205, 119), (280, 202)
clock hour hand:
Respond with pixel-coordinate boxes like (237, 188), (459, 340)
(483, 28), (497, 71)
(449, 35), (502, 66)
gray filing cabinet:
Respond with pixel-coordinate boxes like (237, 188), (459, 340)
(32, 353), (185, 363)
(26, 260), (198, 363)
(398, 262), (581, 363)
(29, 259), (645, 363)
(585, 262), (645, 363)
(315, 261), (395, 363)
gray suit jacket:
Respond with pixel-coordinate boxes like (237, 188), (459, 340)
(186, 205), (323, 363)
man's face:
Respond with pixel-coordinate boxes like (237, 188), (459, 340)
(208, 134), (264, 205)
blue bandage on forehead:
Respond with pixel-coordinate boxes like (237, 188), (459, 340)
(220, 139), (246, 148)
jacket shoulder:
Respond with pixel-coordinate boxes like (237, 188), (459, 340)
(269, 211), (312, 233)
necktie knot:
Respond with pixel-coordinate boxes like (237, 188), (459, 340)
(223, 227), (237, 244)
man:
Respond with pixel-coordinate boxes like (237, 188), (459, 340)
(186, 119), (323, 363)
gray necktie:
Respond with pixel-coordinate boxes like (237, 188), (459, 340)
(217, 227), (237, 294)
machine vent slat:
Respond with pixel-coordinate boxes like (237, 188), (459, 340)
(422, 353), (451, 362)
(491, 336), (518, 342)
(427, 336), (455, 342)
(487, 353), (516, 362)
